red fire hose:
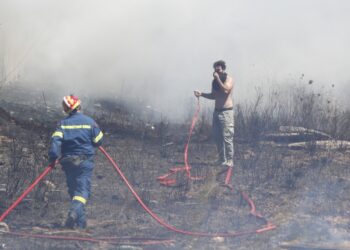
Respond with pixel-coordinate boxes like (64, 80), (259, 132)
(0, 164), (55, 222)
(1, 146), (275, 241)
(99, 146), (276, 237)
(0, 99), (276, 245)
(157, 98), (202, 185)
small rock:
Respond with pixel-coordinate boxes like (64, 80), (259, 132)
(0, 222), (10, 232)
(212, 237), (225, 243)
(43, 180), (56, 190)
(118, 246), (143, 250)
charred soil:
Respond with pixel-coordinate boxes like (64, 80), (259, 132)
(0, 84), (350, 249)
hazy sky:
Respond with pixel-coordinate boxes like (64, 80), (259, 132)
(0, 0), (349, 118)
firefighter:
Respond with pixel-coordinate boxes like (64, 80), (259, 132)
(48, 95), (103, 229)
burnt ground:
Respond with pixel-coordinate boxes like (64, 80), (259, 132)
(0, 83), (350, 249)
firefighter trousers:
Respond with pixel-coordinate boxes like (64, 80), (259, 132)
(61, 155), (94, 228)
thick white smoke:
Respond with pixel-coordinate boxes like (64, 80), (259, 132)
(0, 0), (349, 119)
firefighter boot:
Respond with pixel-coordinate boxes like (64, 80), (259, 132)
(65, 210), (78, 229)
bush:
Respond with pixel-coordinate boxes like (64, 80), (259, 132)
(234, 82), (350, 141)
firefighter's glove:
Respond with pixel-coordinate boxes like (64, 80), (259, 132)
(48, 158), (57, 168)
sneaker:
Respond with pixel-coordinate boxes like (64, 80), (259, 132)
(65, 211), (77, 229)
(212, 160), (227, 166)
(225, 160), (233, 168)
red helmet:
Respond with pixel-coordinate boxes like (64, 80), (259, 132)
(62, 95), (81, 112)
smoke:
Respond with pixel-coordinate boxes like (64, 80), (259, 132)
(0, 0), (349, 120)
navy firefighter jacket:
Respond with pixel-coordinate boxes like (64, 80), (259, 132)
(48, 111), (103, 162)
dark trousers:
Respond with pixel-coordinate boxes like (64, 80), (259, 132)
(61, 155), (94, 228)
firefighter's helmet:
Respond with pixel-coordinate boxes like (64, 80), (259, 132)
(62, 95), (81, 113)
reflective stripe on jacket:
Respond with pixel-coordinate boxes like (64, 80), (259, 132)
(49, 111), (103, 161)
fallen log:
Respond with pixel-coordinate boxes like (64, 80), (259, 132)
(280, 241), (350, 250)
(279, 126), (332, 138)
(264, 126), (332, 143)
(288, 140), (350, 150)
